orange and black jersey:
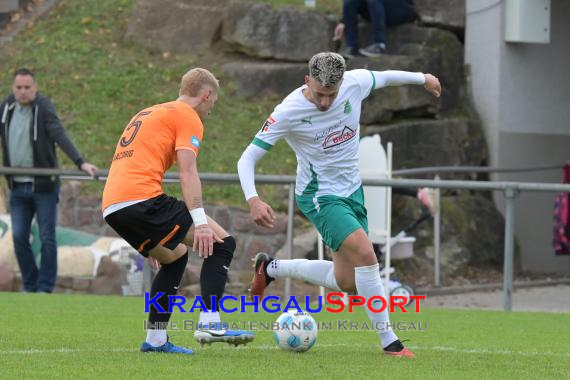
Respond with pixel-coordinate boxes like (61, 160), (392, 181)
(102, 100), (203, 211)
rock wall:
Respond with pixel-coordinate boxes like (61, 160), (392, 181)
(56, 181), (289, 279)
(0, 180), (291, 293)
(125, 0), (467, 117)
(1, 0), (509, 291)
(0, 0), (32, 28)
(125, 0), (229, 54)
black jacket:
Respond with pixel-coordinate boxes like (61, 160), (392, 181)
(0, 93), (85, 192)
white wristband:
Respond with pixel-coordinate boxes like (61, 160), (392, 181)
(190, 208), (208, 226)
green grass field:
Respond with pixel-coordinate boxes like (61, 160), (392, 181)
(0, 0), (298, 208)
(0, 293), (568, 379)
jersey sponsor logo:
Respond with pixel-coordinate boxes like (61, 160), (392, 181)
(260, 116), (276, 133)
(343, 100), (352, 114)
(314, 126), (335, 143)
(322, 126), (356, 150)
(113, 149), (134, 161)
(191, 136), (201, 148)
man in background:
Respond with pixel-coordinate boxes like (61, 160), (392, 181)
(0, 68), (98, 293)
(334, 0), (416, 58)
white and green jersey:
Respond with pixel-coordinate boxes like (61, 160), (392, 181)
(251, 69), (376, 198)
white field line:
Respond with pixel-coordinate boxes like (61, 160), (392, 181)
(0, 348), (138, 355)
(410, 345), (570, 358)
(1, 344), (569, 358)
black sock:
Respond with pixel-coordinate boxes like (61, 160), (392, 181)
(200, 236), (236, 312)
(148, 252), (188, 327)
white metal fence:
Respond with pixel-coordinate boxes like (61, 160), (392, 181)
(2, 166), (570, 311)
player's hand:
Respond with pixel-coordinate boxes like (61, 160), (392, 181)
(423, 74), (441, 98)
(333, 22), (345, 41)
(193, 224), (223, 258)
(247, 196), (276, 228)
(80, 162), (99, 177)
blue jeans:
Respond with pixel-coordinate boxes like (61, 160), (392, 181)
(10, 182), (59, 293)
(343, 0), (415, 50)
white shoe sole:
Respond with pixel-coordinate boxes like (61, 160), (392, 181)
(193, 330), (255, 347)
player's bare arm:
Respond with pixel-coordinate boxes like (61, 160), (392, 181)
(177, 149), (223, 258)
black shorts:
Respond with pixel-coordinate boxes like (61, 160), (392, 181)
(104, 194), (193, 257)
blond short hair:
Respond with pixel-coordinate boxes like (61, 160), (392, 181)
(179, 68), (219, 97)
(308, 52), (346, 87)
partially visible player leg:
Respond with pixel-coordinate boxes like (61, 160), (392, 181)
(262, 249), (355, 293)
(260, 256), (343, 292)
(251, 198), (355, 300)
(104, 195), (195, 354)
(253, 250), (354, 298)
(331, 250), (356, 293)
(251, 250), (347, 301)
(338, 229), (414, 358)
(185, 216), (255, 346)
(141, 243), (193, 354)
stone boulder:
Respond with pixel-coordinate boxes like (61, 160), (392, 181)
(414, 0), (465, 34)
(364, 84), (439, 123)
(348, 54), (440, 123)
(223, 232), (285, 284)
(90, 256), (126, 295)
(0, 0), (25, 29)
(222, 2), (335, 61)
(0, 0), (19, 14)
(274, 228), (319, 259)
(345, 24), (465, 120)
(223, 61), (307, 99)
(386, 24), (466, 113)
(0, 265), (15, 291)
(180, 284), (201, 298)
(57, 246), (96, 278)
(58, 180), (81, 227)
(165, 203), (293, 290)
(391, 194), (506, 277)
(125, 0), (230, 54)
(363, 118), (488, 177)
(0, 230), (18, 272)
(180, 263), (201, 287)
(0, 185), (7, 213)
(54, 275), (74, 294)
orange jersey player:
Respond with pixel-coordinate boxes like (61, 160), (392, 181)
(102, 68), (254, 355)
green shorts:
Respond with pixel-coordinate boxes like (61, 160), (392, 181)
(296, 186), (368, 251)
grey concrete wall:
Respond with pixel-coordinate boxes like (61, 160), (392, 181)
(465, 0), (503, 166)
(497, 132), (570, 274)
(465, 0), (570, 274)
(499, 0), (570, 135)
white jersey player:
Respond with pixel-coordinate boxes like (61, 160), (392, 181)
(237, 52), (441, 357)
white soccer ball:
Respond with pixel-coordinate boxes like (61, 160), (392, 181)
(274, 311), (317, 353)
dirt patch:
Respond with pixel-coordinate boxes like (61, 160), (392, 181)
(398, 265), (570, 289)
(0, 0), (60, 45)
(422, 285), (570, 312)
(263, 272), (570, 313)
